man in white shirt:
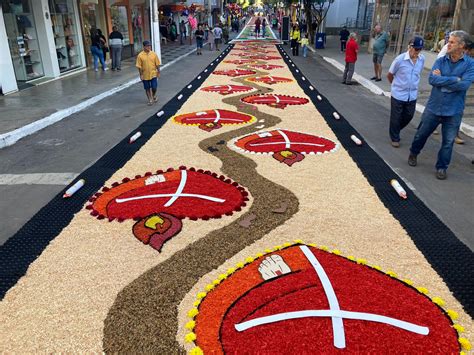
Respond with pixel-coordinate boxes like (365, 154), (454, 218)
(213, 24), (223, 51)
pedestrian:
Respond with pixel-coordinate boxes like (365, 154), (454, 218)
(213, 24), (223, 51)
(290, 25), (300, 56)
(300, 33), (309, 58)
(136, 40), (161, 106)
(195, 24), (204, 55)
(208, 26), (214, 51)
(342, 32), (359, 85)
(204, 23), (209, 41)
(262, 18), (267, 37)
(90, 28), (107, 71)
(371, 24), (389, 81)
(339, 26), (349, 52)
(108, 26), (123, 71)
(97, 29), (108, 62)
(386, 36), (425, 147)
(223, 24), (229, 44)
(407, 31), (474, 180)
(170, 22), (177, 42)
(179, 20), (187, 45)
(255, 17), (261, 38)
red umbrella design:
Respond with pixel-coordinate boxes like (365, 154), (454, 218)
(193, 244), (460, 353)
(213, 69), (256, 77)
(241, 94), (309, 109)
(201, 85), (254, 95)
(246, 76), (293, 85)
(172, 109), (256, 132)
(223, 59), (257, 65)
(249, 64), (284, 70)
(232, 129), (338, 166)
(88, 167), (248, 251)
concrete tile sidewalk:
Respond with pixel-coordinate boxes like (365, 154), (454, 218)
(311, 35), (474, 139)
(0, 39), (202, 146)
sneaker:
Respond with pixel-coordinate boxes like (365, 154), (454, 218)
(436, 169), (447, 180)
(344, 82), (353, 85)
(391, 141), (400, 148)
(375, 78), (382, 82)
(370, 76), (377, 80)
(94, 68), (98, 72)
(103, 67), (109, 71)
(454, 135), (465, 144)
(408, 153), (417, 166)
(147, 101), (153, 106)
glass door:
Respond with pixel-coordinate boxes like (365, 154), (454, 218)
(1, 0), (44, 83)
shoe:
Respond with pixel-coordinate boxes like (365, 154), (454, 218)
(391, 141), (400, 148)
(94, 68), (98, 72)
(436, 169), (447, 180)
(153, 96), (158, 103)
(345, 82), (353, 85)
(147, 101), (153, 106)
(103, 67), (109, 71)
(370, 76), (377, 80)
(112, 68), (116, 71)
(375, 78), (382, 82)
(408, 153), (417, 166)
(117, 68), (121, 71)
(454, 135), (464, 144)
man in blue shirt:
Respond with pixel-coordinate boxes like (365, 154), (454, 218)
(387, 36), (425, 147)
(408, 31), (474, 180)
(371, 25), (390, 81)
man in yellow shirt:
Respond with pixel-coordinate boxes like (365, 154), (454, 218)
(136, 40), (161, 105)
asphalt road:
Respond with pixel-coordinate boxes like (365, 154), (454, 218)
(0, 43), (472, 252)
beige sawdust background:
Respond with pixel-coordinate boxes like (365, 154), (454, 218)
(0, 42), (471, 353)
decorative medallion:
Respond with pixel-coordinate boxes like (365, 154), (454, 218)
(246, 76), (293, 85)
(249, 64), (284, 70)
(231, 129), (338, 166)
(172, 109), (256, 131)
(223, 59), (257, 65)
(187, 243), (462, 354)
(201, 85), (254, 96)
(87, 167), (248, 252)
(241, 94), (309, 109)
(213, 69), (257, 77)
(248, 55), (281, 61)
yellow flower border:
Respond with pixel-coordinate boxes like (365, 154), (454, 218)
(184, 240), (470, 354)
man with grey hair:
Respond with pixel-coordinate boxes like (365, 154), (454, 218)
(371, 24), (389, 81)
(342, 32), (359, 85)
(408, 30), (474, 180)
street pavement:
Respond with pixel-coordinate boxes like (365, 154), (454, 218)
(0, 33), (472, 252)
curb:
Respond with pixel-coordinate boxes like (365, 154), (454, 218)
(0, 47), (200, 150)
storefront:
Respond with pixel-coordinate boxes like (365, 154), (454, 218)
(78, 0), (107, 66)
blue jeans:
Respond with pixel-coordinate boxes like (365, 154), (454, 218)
(91, 45), (105, 70)
(303, 45), (308, 57)
(410, 110), (462, 170)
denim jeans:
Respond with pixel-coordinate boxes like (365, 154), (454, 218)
(303, 45), (308, 57)
(91, 45), (105, 70)
(410, 110), (462, 170)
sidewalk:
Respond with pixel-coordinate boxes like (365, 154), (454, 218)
(0, 39), (201, 148)
(311, 36), (474, 138)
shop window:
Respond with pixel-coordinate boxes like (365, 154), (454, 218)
(48, 0), (83, 72)
(1, 0), (44, 82)
(110, 4), (130, 45)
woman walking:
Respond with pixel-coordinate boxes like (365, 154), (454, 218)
(90, 28), (107, 71)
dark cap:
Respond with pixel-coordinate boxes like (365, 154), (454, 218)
(143, 40), (151, 47)
(409, 36), (424, 49)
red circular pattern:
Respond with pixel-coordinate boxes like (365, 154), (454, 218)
(234, 129), (337, 154)
(89, 168), (248, 220)
(241, 94), (309, 109)
(213, 69), (257, 77)
(201, 85), (254, 95)
(195, 245), (460, 353)
(223, 59), (257, 65)
(172, 109), (256, 126)
(246, 76), (293, 85)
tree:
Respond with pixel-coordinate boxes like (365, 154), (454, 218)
(303, 0), (334, 44)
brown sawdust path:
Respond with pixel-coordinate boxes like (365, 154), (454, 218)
(102, 54), (300, 352)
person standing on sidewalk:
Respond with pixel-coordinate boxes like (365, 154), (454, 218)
(342, 32), (359, 85)
(339, 26), (350, 52)
(195, 24), (204, 55)
(290, 25), (301, 56)
(407, 31), (474, 180)
(300, 33), (309, 58)
(90, 28), (107, 72)
(109, 26), (123, 71)
(136, 40), (161, 106)
(255, 17), (261, 38)
(179, 20), (187, 45)
(371, 25), (389, 82)
(213, 24), (223, 51)
(386, 36), (425, 147)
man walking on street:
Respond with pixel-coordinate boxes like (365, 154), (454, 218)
(339, 26), (349, 52)
(342, 32), (358, 85)
(213, 24), (223, 51)
(408, 31), (474, 180)
(136, 40), (161, 106)
(371, 24), (389, 81)
(109, 26), (123, 71)
(387, 36), (425, 147)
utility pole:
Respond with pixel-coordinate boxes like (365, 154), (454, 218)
(150, 0), (162, 63)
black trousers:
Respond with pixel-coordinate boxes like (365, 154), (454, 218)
(389, 97), (417, 142)
(340, 40), (347, 51)
(291, 39), (299, 56)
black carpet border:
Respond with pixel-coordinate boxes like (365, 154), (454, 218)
(276, 44), (473, 317)
(0, 45), (235, 300)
